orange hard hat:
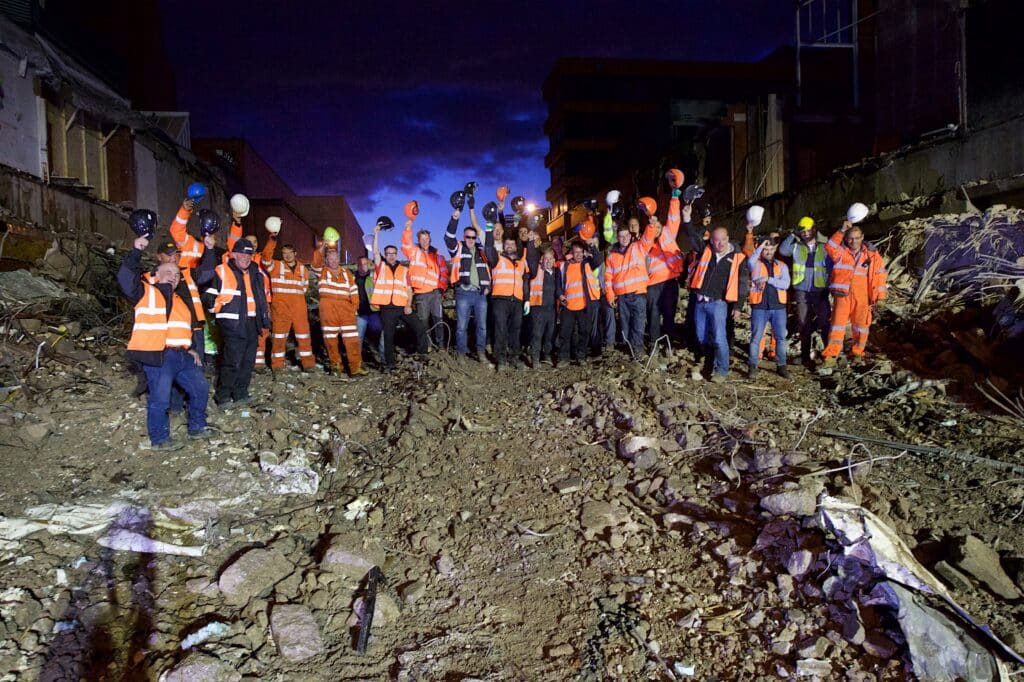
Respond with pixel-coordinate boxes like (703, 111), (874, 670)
(496, 186), (509, 202)
(578, 220), (595, 240)
(665, 168), (685, 189)
(637, 197), (657, 218)
(404, 200), (419, 220)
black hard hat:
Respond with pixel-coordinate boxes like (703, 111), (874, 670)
(611, 204), (625, 220)
(482, 201), (499, 224)
(376, 216), (395, 231)
(682, 184), (705, 204)
(128, 209), (157, 237)
(463, 181), (479, 195)
(450, 190), (466, 210)
(198, 209), (220, 236)
(510, 195), (526, 215)
(581, 198), (598, 213)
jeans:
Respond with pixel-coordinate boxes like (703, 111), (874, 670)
(529, 306), (555, 363)
(647, 279), (679, 342)
(793, 289), (830, 359)
(380, 305), (428, 368)
(491, 297), (523, 365)
(216, 319), (259, 404)
(558, 306), (592, 361)
(143, 348), (208, 445)
(414, 290), (447, 348)
(618, 293), (647, 356)
(750, 306), (788, 367)
(357, 313), (385, 360)
(694, 299), (729, 376)
(455, 288), (487, 354)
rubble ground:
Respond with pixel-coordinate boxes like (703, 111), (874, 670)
(1, 319), (1023, 680)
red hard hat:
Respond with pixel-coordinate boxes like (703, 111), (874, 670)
(637, 197), (658, 217)
(404, 200), (419, 220)
(665, 169), (685, 189)
(496, 186), (509, 202)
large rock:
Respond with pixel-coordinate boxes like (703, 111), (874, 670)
(580, 501), (631, 534)
(160, 654), (241, 682)
(321, 534), (385, 579)
(270, 605), (323, 662)
(953, 535), (1023, 600)
(218, 548), (294, 606)
(760, 481), (823, 517)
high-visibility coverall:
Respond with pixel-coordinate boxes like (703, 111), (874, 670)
(822, 230), (888, 358)
(741, 230), (778, 359)
(312, 252), (362, 374)
(262, 237), (314, 369)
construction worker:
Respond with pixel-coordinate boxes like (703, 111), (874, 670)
(371, 223), (427, 370)
(169, 192), (244, 270)
(118, 232), (212, 450)
(525, 236), (562, 368)
(354, 255), (385, 363)
(686, 221), (749, 382)
(402, 219), (449, 348)
(312, 241), (365, 376)
(747, 237), (790, 379)
(443, 204), (490, 361)
(779, 216), (832, 365)
(203, 240), (272, 406)
(604, 220), (656, 356)
(645, 189), (684, 349)
(741, 220), (781, 361)
(559, 239), (600, 365)
(485, 222), (529, 370)
(822, 221), (887, 365)
(261, 225), (315, 372)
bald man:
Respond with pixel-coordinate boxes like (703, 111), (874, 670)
(822, 221), (887, 364)
(685, 219), (749, 381)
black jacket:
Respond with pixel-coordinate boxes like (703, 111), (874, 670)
(202, 258), (271, 335)
(525, 240), (563, 307)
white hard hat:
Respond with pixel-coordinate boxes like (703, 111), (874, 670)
(265, 216), (282, 234)
(847, 202), (870, 224)
(605, 190), (621, 206)
(229, 193), (250, 217)
(746, 205), (765, 227)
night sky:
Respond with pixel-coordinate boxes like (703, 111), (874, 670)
(161, 1), (792, 250)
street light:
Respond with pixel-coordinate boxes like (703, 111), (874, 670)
(525, 202), (537, 214)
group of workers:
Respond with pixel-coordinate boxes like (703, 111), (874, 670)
(118, 173), (888, 450)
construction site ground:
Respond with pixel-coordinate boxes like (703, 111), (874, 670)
(1, 308), (1023, 680)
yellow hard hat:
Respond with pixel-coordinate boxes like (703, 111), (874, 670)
(323, 226), (340, 245)
(798, 216), (815, 230)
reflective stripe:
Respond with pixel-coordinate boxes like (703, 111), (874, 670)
(298, 351), (313, 357)
(272, 352), (286, 357)
(272, 334), (289, 338)
(294, 334), (311, 339)
(852, 325), (869, 333)
(216, 312), (239, 320)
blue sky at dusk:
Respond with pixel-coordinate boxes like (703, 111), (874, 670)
(162, 0), (791, 253)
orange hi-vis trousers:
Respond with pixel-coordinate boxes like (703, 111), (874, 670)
(254, 328), (271, 368)
(320, 301), (361, 374)
(270, 295), (315, 369)
(823, 293), (872, 358)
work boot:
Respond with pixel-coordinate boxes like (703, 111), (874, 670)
(188, 429), (213, 441)
(352, 367), (369, 376)
(777, 365), (790, 379)
(747, 365), (758, 380)
(510, 357), (521, 369)
(476, 351), (488, 364)
(822, 357), (837, 368)
(710, 373), (727, 384)
(151, 439), (185, 452)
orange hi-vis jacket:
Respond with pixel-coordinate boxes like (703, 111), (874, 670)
(490, 254), (528, 300)
(825, 231), (888, 303)
(261, 238), (309, 300)
(529, 268), (549, 307)
(210, 263), (257, 321)
(646, 196), (684, 285)
(561, 260), (600, 311)
(170, 207), (243, 270)
(127, 281), (195, 351)
(145, 268), (204, 322)
(688, 246), (745, 302)
(605, 225), (657, 304)
(371, 262), (412, 307)
(749, 260), (789, 305)
(402, 227), (449, 294)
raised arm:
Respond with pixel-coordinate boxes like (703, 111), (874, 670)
(261, 234), (277, 264)
(118, 238), (148, 303)
(372, 225), (382, 266)
(484, 224), (499, 268)
(444, 210), (460, 256)
(401, 219), (416, 260)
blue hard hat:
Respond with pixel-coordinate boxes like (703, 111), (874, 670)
(187, 182), (207, 202)
(198, 209), (220, 235)
(128, 209), (156, 237)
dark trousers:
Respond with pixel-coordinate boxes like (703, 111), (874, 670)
(646, 279), (679, 343)
(683, 291), (699, 352)
(529, 306), (555, 363)
(414, 290), (446, 347)
(618, 293), (647, 355)
(794, 289), (831, 359)
(216, 319), (258, 403)
(380, 305), (427, 368)
(491, 297), (523, 366)
(558, 306), (592, 361)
